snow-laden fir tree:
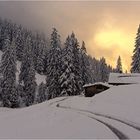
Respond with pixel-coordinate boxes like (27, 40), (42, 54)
(0, 38), (19, 108)
(108, 65), (113, 73)
(131, 25), (140, 73)
(116, 56), (123, 73)
(32, 33), (41, 71)
(59, 36), (72, 96)
(32, 33), (48, 74)
(19, 34), (37, 106)
(90, 57), (101, 82)
(98, 57), (109, 82)
(15, 25), (25, 61)
(36, 38), (46, 74)
(80, 41), (92, 85)
(36, 82), (47, 103)
(70, 32), (83, 93)
(87, 56), (96, 83)
(0, 19), (11, 51)
(46, 28), (62, 99)
(59, 33), (82, 96)
(0, 19), (3, 50)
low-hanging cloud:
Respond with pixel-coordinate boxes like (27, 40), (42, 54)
(0, 1), (139, 71)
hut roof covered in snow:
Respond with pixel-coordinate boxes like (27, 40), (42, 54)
(83, 82), (111, 88)
(83, 82), (110, 97)
(108, 73), (140, 85)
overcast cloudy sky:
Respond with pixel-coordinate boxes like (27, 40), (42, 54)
(0, 1), (139, 71)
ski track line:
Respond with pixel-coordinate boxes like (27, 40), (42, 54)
(48, 97), (68, 106)
(49, 97), (140, 139)
(57, 105), (129, 139)
(87, 115), (129, 139)
(57, 104), (140, 132)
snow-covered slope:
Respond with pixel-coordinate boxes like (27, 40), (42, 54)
(0, 83), (140, 138)
(0, 97), (116, 139)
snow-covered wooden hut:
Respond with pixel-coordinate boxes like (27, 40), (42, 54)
(108, 73), (140, 85)
(83, 82), (110, 97)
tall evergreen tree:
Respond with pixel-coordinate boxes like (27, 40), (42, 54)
(70, 33), (82, 92)
(59, 33), (82, 96)
(46, 28), (62, 99)
(87, 56), (97, 83)
(116, 56), (123, 73)
(32, 33), (41, 71)
(0, 38), (19, 108)
(0, 19), (11, 51)
(36, 38), (46, 74)
(99, 57), (109, 82)
(19, 34), (36, 106)
(59, 36), (72, 96)
(80, 41), (91, 85)
(131, 25), (140, 73)
(15, 25), (25, 61)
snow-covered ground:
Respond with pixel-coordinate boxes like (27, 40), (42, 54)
(0, 83), (140, 139)
(0, 50), (140, 138)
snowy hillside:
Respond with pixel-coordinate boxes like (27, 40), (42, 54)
(0, 82), (140, 138)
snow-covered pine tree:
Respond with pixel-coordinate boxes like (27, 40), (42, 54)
(89, 57), (100, 82)
(0, 38), (19, 108)
(108, 65), (113, 73)
(87, 56), (95, 83)
(0, 19), (10, 51)
(59, 36), (72, 96)
(19, 34), (37, 106)
(70, 32), (83, 93)
(80, 41), (91, 85)
(10, 23), (17, 43)
(0, 77), (2, 102)
(131, 25), (140, 73)
(32, 33), (40, 71)
(0, 18), (4, 50)
(36, 82), (47, 103)
(99, 57), (109, 82)
(116, 56), (123, 73)
(59, 33), (82, 96)
(46, 28), (62, 99)
(15, 25), (25, 61)
(36, 38), (46, 74)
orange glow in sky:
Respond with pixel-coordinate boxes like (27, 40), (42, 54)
(89, 28), (134, 72)
(0, 1), (138, 72)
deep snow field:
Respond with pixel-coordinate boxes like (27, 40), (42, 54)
(0, 83), (140, 139)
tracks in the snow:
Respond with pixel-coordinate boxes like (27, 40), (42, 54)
(49, 97), (140, 139)
(48, 97), (68, 106)
(58, 105), (140, 132)
(58, 105), (129, 139)
(87, 115), (128, 139)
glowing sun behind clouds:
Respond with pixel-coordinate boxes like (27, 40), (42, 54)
(0, 1), (138, 72)
(87, 24), (134, 72)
